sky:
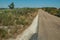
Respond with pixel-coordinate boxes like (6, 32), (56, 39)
(0, 0), (60, 8)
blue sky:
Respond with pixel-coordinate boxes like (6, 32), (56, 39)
(0, 0), (60, 8)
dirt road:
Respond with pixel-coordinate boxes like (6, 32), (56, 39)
(38, 9), (60, 40)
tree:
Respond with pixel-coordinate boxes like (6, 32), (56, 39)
(8, 2), (14, 9)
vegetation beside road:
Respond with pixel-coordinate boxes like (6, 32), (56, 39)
(0, 8), (38, 40)
(41, 7), (60, 17)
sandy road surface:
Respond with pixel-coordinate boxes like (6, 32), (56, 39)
(38, 9), (60, 40)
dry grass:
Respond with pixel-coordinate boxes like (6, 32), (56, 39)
(0, 8), (38, 40)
